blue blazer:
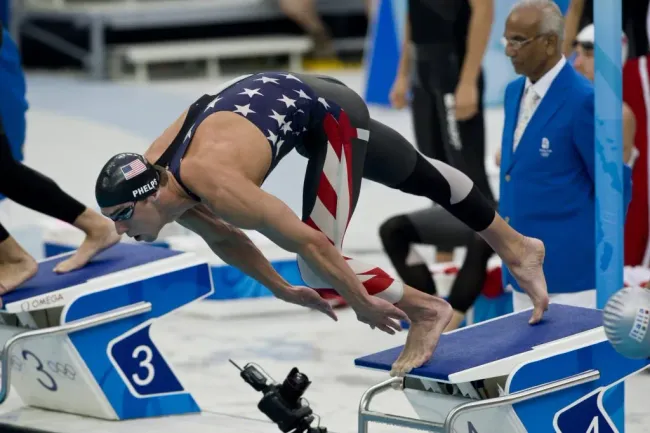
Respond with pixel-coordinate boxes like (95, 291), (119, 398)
(499, 62), (632, 294)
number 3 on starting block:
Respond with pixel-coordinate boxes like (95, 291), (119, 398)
(108, 324), (185, 397)
(57, 254), (214, 420)
(3, 246), (214, 421)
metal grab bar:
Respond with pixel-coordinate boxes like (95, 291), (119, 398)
(359, 378), (444, 433)
(0, 301), (152, 404)
(358, 369), (601, 433)
(443, 369), (600, 430)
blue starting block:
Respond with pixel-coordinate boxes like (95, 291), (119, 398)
(0, 243), (214, 421)
(355, 304), (650, 433)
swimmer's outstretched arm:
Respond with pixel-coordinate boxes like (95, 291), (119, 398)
(182, 163), (409, 333)
(178, 205), (292, 294)
(178, 205), (337, 319)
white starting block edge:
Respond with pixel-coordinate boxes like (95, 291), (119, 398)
(109, 35), (314, 81)
(2, 249), (208, 315)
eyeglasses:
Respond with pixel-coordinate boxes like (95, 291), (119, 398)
(108, 202), (136, 222)
(501, 34), (545, 50)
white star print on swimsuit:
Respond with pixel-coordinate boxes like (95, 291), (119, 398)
(185, 72), (329, 171)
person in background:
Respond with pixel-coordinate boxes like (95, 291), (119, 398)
(0, 27), (120, 294)
(572, 24), (635, 166)
(499, 0), (632, 311)
(379, 0), (496, 330)
(563, 0), (650, 267)
(562, 0), (648, 60)
(278, 0), (375, 60)
(621, 51), (650, 267)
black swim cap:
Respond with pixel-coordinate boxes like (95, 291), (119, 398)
(95, 153), (160, 207)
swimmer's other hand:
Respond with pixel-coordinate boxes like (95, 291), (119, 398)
(353, 296), (410, 335)
(277, 285), (338, 321)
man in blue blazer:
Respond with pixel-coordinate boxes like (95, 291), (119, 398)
(499, 0), (632, 310)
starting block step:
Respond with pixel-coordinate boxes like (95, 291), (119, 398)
(0, 243), (215, 422)
(356, 304), (650, 433)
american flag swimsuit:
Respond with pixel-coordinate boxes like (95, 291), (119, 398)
(166, 71), (404, 303)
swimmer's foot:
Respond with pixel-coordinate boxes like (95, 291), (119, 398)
(0, 236), (38, 292)
(478, 215), (549, 324)
(390, 286), (453, 377)
(54, 209), (121, 273)
(507, 236), (549, 324)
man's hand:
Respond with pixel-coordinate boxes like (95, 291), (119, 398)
(454, 81), (478, 121)
(277, 286), (338, 321)
(353, 296), (410, 335)
(390, 75), (410, 109)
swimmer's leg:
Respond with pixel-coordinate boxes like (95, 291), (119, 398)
(299, 74), (546, 375)
(446, 235), (495, 331)
(361, 118), (548, 375)
(364, 118), (549, 324)
(0, 117), (119, 279)
(299, 74), (461, 364)
(294, 84), (452, 376)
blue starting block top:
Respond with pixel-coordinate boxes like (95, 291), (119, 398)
(2, 243), (182, 306)
(355, 304), (605, 382)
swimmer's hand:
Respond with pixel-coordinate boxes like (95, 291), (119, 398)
(277, 286), (338, 321)
(353, 296), (410, 335)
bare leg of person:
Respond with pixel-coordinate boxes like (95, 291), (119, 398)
(278, 0), (336, 58)
(390, 284), (453, 376)
(389, 225), (548, 376)
(444, 310), (466, 332)
(367, 126), (548, 375)
(436, 250), (454, 262)
(0, 124), (121, 275)
(478, 215), (548, 324)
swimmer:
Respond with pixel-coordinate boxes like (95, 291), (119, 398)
(94, 72), (549, 376)
(0, 28), (119, 293)
(0, 118), (120, 292)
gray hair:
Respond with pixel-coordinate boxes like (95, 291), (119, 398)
(511, 0), (565, 41)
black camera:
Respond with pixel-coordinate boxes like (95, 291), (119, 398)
(230, 360), (327, 433)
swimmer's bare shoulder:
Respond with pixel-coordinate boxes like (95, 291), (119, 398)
(147, 109), (272, 184)
(189, 111), (273, 183)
